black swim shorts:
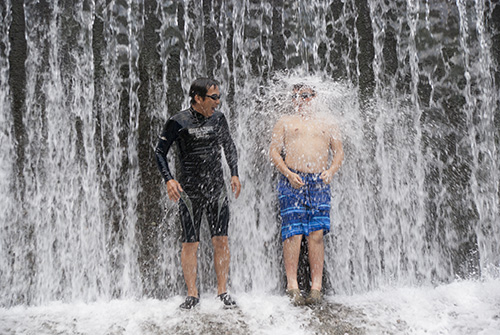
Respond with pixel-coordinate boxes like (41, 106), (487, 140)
(179, 189), (230, 243)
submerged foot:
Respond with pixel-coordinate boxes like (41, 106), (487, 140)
(286, 288), (306, 306)
(218, 292), (237, 309)
(179, 296), (199, 310)
(305, 289), (322, 305)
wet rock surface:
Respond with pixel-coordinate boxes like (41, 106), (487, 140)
(138, 300), (404, 335)
(159, 308), (251, 335)
(0, 300), (378, 335)
(305, 300), (409, 335)
(136, 303), (369, 335)
(308, 302), (366, 335)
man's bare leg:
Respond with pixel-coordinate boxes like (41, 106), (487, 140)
(307, 230), (324, 291)
(283, 234), (303, 290)
(212, 236), (230, 295)
(181, 242), (199, 297)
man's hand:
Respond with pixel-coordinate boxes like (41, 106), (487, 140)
(320, 169), (335, 184)
(287, 172), (305, 189)
(231, 176), (241, 199)
(166, 179), (183, 202)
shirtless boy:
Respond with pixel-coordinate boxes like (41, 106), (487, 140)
(269, 84), (344, 305)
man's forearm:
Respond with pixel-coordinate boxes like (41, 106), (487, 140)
(155, 139), (174, 182)
(327, 160), (342, 175)
(327, 146), (344, 175)
(270, 149), (291, 177)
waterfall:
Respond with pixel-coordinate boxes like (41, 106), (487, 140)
(0, 0), (499, 308)
(0, 0), (16, 305)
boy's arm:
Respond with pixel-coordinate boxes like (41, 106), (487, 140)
(269, 118), (289, 176)
(320, 123), (344, 184)
(329, 136), (344, 175)
(269, 118), (304, 189)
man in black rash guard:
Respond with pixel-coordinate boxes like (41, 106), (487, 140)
(155, 78), (241, 310)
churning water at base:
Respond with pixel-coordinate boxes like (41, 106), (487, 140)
(1, 0), (500, 333)
(1, 279), (500, 334)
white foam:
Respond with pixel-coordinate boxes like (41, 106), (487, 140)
(1, 279), (499, 334)
(332, 278), (500, 335)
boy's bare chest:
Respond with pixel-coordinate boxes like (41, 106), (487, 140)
(284, 119), (329, 140)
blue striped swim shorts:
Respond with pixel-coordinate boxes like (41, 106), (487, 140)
(278, 170), (331, 241)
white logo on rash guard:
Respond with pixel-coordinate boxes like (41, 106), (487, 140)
(188, 126), (215, 139)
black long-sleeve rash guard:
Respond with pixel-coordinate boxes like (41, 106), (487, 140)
(155, 107), (239, 190)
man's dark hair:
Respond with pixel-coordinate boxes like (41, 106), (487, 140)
(189, 78), (220, 105)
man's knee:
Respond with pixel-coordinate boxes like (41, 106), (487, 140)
(212, 235), (229, 250)
(284, 234), (303, 243)
(182, 242), (199, 254)
(307, 230), (324, 245)
(283, 234), (303, 254)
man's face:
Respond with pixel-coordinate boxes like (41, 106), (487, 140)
(292, 88), (316, 109)
(196, 85), (220, 117)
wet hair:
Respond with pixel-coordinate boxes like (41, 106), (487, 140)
(189, 78), (220, 105)
(293, 83), (316, 94)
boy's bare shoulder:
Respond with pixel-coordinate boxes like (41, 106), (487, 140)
(274, 114), (298, 128)
(315, 112), (338, 124)
(278, 114), (297, 122)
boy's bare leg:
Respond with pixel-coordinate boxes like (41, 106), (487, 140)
(283, 234), (303, 290)
(307, 230), (324, 291)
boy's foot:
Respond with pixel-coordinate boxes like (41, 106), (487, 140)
(180, 296), (199, 310)
(286, 288), (306, 306)
(218, 292), (237, 309)
(305, 289), (322, 305)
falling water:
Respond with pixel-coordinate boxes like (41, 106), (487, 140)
(0, 0), (15, 305)
(1, 0), (499, 324)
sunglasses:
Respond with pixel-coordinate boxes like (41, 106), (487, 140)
(205, 94), (221, 101)
(292, 93), (316, 99)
